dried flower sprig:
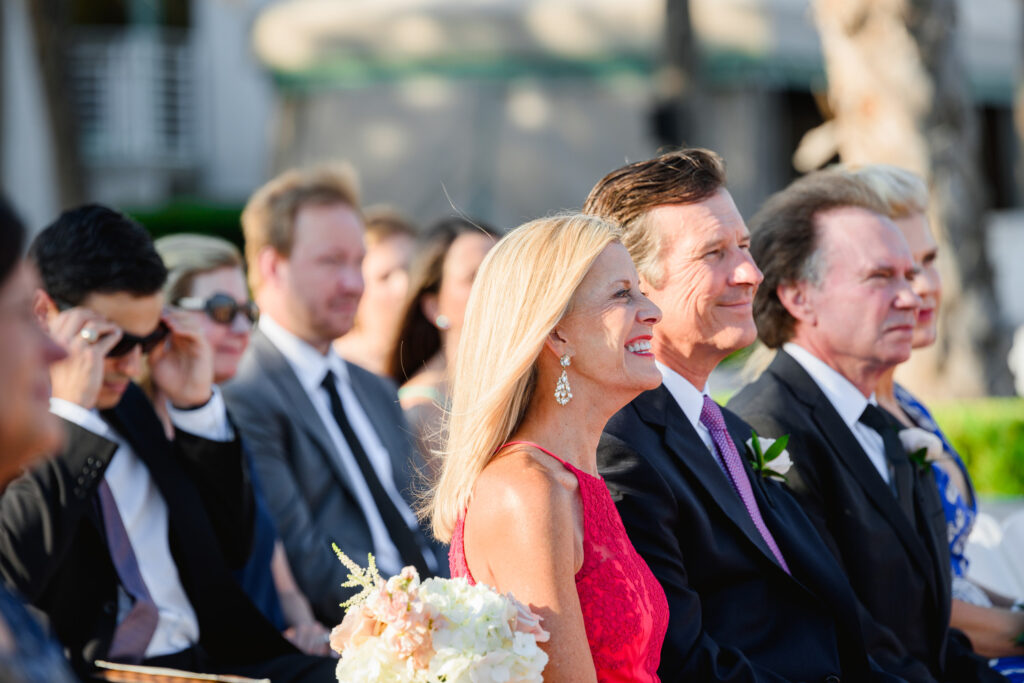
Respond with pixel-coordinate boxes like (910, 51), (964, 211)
(333, 543), (382, 611)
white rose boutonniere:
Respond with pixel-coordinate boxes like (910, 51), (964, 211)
(898, 427), (944, 469)
(745, 430), (792, 481)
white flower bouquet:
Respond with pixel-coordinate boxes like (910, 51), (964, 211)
(329, 545), (549, 682)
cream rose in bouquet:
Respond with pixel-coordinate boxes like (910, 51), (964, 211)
(329, 545), (549, 682)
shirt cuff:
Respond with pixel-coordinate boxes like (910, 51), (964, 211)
(167, 386), (233, 442)
(49, 397), (111, 438)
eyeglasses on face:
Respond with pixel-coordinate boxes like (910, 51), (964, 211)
(175, 293), (259, 327)
(52, 296), (170, 358)
(107, 321), (171, 357)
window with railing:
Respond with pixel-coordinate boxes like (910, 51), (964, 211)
(69, 27), (195, 168)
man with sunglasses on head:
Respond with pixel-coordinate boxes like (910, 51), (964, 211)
(0, 205), (334, 681)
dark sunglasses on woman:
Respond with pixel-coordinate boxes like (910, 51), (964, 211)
(175, 292), (259, 327)
(53, 297), (171, 358)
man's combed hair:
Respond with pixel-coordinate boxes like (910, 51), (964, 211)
(241, 163), (362, 291)
(582, 148), (726, 288)
(29, 204), (167, 305)
(749, 168), (889, 349)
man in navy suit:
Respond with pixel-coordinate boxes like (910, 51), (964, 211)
(585, 149), (928, 682)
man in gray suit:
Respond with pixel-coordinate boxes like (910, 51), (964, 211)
(223, 164), (443, 625)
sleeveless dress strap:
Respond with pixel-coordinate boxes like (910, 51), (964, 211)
(498, 440), (572, 469)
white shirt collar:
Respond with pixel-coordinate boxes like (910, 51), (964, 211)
(783, 342), (875, 430)
(258, 313), (349, 392)
(656, 362), (709, 435)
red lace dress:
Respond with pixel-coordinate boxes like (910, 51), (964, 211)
(449, 442), (669, 682)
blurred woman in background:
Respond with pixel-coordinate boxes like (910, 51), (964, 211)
(853, 165), (1024, 680)
(389, 217), (499, 465)
(155, 233), (331, 656)
(0, 195), (77, 682)
(333, 206), (417, 376)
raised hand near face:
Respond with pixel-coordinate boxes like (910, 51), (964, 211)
(149, 309), (214, 409)
(47, 308), (123, 410)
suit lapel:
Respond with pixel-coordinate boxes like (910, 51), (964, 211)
(99, 387), (231, 597)
(913, 462), (953, 628)
(101, 388), (209, 538)
(638, 387), (789, 574)
(769, 352), (938, 581)
(250, 330), (360, 499)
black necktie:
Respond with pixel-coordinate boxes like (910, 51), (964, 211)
(321, 371), (429, 576)
(859, 404), (915, 521)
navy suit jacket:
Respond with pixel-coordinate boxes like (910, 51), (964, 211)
(729, 350), (1004, 683)
(599, 384), (925, 682)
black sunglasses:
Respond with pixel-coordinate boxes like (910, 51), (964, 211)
(175, 293), (258, 327)
(53, 297), (171, 358)
(108, 320), (171, 358)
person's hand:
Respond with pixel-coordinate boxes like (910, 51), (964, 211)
(47, 308), (123, 409)
(283, 621), (333, 656)
(149, 310), (214, 409)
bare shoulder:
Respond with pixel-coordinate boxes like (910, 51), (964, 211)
(464, 447), (580, 574)
(473, 447), (578, 517)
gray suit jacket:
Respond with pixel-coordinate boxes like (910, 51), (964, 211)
(223, 329), (447, 624)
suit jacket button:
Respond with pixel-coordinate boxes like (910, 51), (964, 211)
(824, 676), (840, 683)
(102, 600), (116, 615)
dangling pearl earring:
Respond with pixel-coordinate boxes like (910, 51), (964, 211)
(554, 354), (573, 406)
(435, 314), (450, 330)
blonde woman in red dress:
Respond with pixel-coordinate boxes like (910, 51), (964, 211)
(427, 214), (669, 682)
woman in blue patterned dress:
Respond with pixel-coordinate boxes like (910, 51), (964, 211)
(0, 197), (79, 682)
(856, 165), (1024, 681)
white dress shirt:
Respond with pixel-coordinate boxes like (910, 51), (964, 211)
(49, 387), (233, 658)
(258, 314), (431, 576)
(657, 362), (726, 471)
(783, 343), (890, 484)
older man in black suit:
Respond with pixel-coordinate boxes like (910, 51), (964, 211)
(0, 205), (333, 680)
(585, 149), (932, 682)
(728, 169), (1004, 682)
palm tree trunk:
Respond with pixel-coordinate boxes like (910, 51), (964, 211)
(813, 0), (1011, 397)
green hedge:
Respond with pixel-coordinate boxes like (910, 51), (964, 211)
(929, 399), (1024, 497)
(127, 201), (245, 250)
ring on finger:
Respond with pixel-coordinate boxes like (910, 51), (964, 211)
(79, 327), (99, 344)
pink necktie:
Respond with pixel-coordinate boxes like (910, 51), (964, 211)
(700, 396), (791, 574)
(97, 480), (160, 662)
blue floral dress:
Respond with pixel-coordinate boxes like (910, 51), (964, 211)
(895, 384), (1024, 681)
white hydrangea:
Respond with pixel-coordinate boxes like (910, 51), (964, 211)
(334, 573), (548, 682)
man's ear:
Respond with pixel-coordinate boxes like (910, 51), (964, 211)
(257, 246), (283, 287)
(32, 289), (56, 329)
(776, 281), (816, 326)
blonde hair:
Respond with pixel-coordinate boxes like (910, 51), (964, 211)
(155, 233), (244, 303)
(241, 162), (361, 291)
(843, 164), (928, 220)
(425, 213), (622, 542)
